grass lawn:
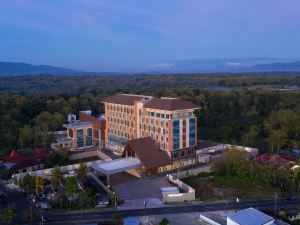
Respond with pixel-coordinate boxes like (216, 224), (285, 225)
(182, 172), (281, 202)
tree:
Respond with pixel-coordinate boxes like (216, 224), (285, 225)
(0, 208), (17, 225)
(111, 212), (122, 221)
(18, 125), (33, 148)
(241, 125), (259, 147)
(65, 176), (78, 207)
(22, 207), (37, 224)
(267, 129), (287, 153)
(77, 163), (87, 182)
(35, 176), (44, 194)
(51, 165), (63, 190)
(76, 188), (96, 209)
(213, 148), (247, 177)
(159, 218), (171, 225)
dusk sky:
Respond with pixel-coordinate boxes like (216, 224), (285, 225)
(1, 0), (300, 71)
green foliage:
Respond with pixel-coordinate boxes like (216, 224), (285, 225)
(51, 165), (63, 189)
(22, 207), (37, 223)
(0, 207), (17, 225)
(213, 149), (247, 177)
(1, 74), (300, 154)
(213, 149), (300, 193)
(19, 173), (35, 189)
(76, 188), (96, 209)
(35, 176), (44, 194)
(111, 212), (122, 221)
(159, 218), (171, 225)
(65, 176), (78, 197)
(44, 149), (70, 167)
(77, 163), (87, 182)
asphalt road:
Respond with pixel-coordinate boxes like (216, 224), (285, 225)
(39, 197), (300, 225)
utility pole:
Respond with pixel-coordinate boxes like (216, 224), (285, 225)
(274, 194), (277, 217)
(80, 193), (83, 216)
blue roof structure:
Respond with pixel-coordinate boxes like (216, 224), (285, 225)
(228, 208), (274, 225)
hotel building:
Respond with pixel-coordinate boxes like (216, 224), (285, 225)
(103, 94), (199, 167)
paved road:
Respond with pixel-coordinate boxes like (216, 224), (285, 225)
(38, 197), (300, 225)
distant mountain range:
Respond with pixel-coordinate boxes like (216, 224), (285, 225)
(0, 62), (82, 75)
(151, 58), (300, 73)
(1, 58), (300, 75)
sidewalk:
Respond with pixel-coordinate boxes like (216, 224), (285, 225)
(117, 198), (165, 210)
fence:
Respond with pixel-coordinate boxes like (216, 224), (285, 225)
(12, 159), (103, 180)
(162, 174), (195, 203)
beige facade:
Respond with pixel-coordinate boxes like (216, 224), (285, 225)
(103, 94), (199, 158)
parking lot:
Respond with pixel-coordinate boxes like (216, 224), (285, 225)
(111, 172), (174, 200)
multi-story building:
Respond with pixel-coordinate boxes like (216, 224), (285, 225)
(102, 94), (199, 167)
(61, 111), (105, 151)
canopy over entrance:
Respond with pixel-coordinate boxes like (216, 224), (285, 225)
(92, 157), (141, 175)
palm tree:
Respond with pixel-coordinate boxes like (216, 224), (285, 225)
(35, 177), (44, 195)
(77, 163), (87, 182)
(51, 165), (62, 190)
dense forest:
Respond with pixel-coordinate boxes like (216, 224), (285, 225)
(0, 73), (300, 155)
(1, 73), (300, 94)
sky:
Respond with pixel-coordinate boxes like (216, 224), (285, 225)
(0, 0), (300, 72)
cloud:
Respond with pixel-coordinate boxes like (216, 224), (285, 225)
(226, 62), (246, 67)
(155, 63), (174, 68)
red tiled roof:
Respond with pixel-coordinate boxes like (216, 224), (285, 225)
(2, 150), (23, 163)
(254, 153), (271, 164)
(254, 153), (296, 167)
(31, 148), (48, 159)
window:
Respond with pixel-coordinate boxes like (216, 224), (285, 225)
(86, 128), (92, 147)
(181, 151), (185, 157)
(150, 112), (154, 117)
(173, 152), (178, 159)
(166, 114), (169, 119)
(68, 129), (73, 138)
(189, 118), (196, 146)
(95, 130), (99, 139)
(156, 113), (160, 118)
(172, 120), (180, 150)
(161, 114), (165, 119)
(77, 129), (84, 148)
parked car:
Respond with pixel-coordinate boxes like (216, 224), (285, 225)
(39, 200), (52, 209)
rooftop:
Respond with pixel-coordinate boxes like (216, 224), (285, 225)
(228, 208), (273, 225)
(92, 157), (141, 175)
(123, 137), (172, 169)
(144, 97), (198, 111)
(63, 121), (93, 129)
(102, 94), (145, 106)
(197, 140), (220, 150)
(103, 94), (198, 111)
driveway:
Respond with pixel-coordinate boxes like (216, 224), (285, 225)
(111, 173), (174, 200)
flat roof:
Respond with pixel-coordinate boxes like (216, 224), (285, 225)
(228, 208), (273, 225)
(92, 157), (141, 175)
(63, 121), (92, 129)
